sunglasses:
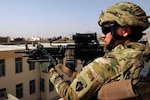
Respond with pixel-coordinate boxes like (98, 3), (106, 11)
(101, 26), (112, 35)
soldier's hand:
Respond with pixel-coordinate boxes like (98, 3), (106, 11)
(40, 62), (54, 73)
(37, 43), (57, 73)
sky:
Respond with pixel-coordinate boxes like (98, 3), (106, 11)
(0, 0), (150, 38)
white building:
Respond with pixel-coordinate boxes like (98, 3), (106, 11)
(0, 43), (77, 100)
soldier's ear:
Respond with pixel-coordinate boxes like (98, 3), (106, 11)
(122, 26), (131, 37)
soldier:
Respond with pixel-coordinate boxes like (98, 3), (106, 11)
(40, 2), (150, 100)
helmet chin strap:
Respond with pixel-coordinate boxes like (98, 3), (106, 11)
(106, 35), (125, 50)
(106, 37), (116, 50)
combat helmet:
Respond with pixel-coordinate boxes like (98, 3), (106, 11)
(98, 2), (150, 31)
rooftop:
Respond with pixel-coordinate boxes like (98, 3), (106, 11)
(0, 42), (74, 51)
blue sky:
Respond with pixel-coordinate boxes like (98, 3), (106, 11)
(0, 0), (150, 38)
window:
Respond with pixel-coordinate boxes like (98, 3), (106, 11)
(16, 83), (23, 99)
(0, 88), (6, 97)
(0, 59), (5, 77)
(15, 58), (22, 73)
(29, 80), (35, 94)
(49, 81), (54, 92)
(29, 62), (35, 70)
(40, 78), (45, 92)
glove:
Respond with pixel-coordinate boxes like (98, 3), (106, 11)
(40, 62), (53, 73)
(40, 53), (57, 73)
(37, 43), (57, 73)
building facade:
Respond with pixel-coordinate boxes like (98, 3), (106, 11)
(0, 44), (74, 100)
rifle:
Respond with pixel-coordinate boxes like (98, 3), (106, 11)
(15, 33), (104, 71)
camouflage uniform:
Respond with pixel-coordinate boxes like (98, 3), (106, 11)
(98, 2), (150, 99)
(47, 2), (150, 100)
(49, 41), (150, 100)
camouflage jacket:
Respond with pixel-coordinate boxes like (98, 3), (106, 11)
(49, 41), (150, 100)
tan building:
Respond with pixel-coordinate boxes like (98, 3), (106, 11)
(0, 44), (75, 100)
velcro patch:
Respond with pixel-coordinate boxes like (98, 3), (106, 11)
(70, 67), (96, 98)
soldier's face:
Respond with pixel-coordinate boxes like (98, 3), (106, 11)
(101, 23), (131, 45)
(101, 32), (113, 45)
(101, 23), (113, 45)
